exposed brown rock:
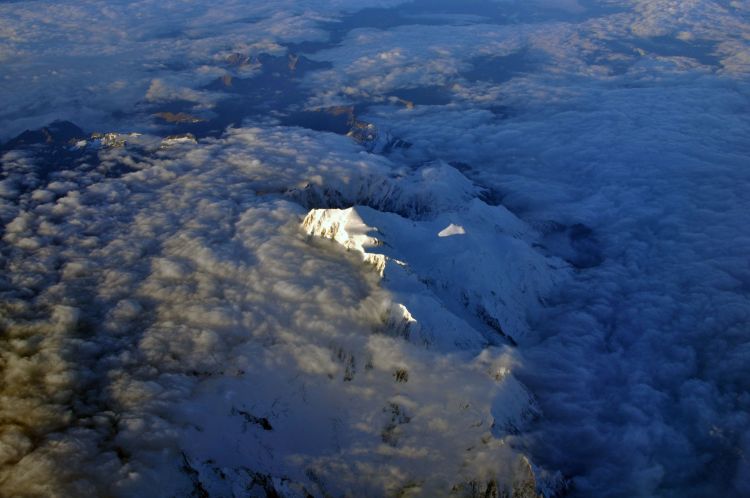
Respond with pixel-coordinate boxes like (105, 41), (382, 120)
(154, 112), (204, 124)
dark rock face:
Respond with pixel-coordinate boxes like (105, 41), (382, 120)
(154, 112), (205, 124)
(1, 120), (85, 151)
(0, 121), (91, 195)
(0, 121), (141, 206)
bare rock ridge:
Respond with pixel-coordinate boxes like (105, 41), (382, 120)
(0, 120), (85, 151)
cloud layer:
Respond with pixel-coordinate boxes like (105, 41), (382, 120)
(2, 0), (750, 497)
(1, 127), (563, 496)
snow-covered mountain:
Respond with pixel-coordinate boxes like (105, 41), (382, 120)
(0, 124), (565, 497)
(2, 0), (750, 497)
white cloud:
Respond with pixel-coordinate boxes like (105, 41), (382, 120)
(0, 126), (561, 496)
(0, 0), (414, 140)
(2, 1), (750, 496)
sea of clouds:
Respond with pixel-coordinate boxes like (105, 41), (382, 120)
(1, 0), (749, 496)
(1, 127), (558, 496)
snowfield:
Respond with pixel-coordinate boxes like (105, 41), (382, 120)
(1, 0), (749, 496)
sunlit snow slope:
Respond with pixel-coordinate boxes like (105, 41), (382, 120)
(1, 0), (750, 497)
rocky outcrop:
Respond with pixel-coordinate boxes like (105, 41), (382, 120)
(1, 120), (85, 151)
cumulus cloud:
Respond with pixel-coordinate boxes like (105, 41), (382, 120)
(316, 8), (750, 498)
(2, 1), (750, 497)
(0, 0), (415, 140)
(0, 126), (560, 496)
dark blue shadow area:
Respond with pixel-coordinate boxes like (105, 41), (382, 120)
(151, 54), (458, 140)
(637, 36), (720, 66)
(463, 49), (538, 84)
(279, 107), (354, 134)
(387, 86), (454, 106)
(597, 36), (721, 75)
(289, 0), (623, 53)
(150, 54), (332, 138)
